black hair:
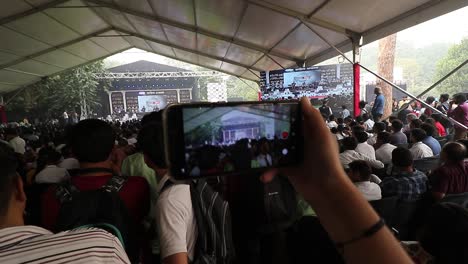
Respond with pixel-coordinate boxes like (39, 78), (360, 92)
(348, 160), (372, 181)
(337, 117), (344, 124)
(342, 137), (358, 151)
(420, 123), (436, 138)
(440, 93), (449, 102)
(359, 101), (367, 109)
(341, 105), (347, 109)
(411, 128), (427, 142)
(352, 125), (365, 135)
(419, 203), (468, 263)
(391, 119), (403, 131)
(373, 122), (386, 133)
(362, 113), (369, 121)
(426, 96), (435, 104)
(329, 115), (336, 121)
(419, 114), (427, 122)
(0, 143), (19, 217)
(330, 127), (338, 134)
(455, 93), (467, 103)
(138, 111), (167, 168)
(392, 147), (413, 167)
(377, 132), (391, 144)
(410, 119), (423, 129)
(69, 119), (115, 163)
(355, 131), (368, 143)
(442, 142), (466, 163)
(4, 127), (17, 136)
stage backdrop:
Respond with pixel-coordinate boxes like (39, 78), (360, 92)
(260, 63), (354, 116)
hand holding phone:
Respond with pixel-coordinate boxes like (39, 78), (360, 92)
(163, 101), (303, 179)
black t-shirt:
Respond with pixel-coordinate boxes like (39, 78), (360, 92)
(319, 106), (332, 117)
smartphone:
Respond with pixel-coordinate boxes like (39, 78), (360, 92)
(164, 101), (303, 179)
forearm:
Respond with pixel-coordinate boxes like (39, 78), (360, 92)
(302, 171), (412, 264)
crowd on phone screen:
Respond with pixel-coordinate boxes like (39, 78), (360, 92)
(0, 92), (466, 263)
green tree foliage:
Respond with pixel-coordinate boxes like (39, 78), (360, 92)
(6, 61), (108, 120)
(433, 38), (468, 95)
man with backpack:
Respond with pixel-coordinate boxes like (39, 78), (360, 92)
(40, 119), (150, 262)
(139, 112), (234, 264)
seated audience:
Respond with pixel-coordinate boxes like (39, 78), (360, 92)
(362, 113), (375, 131)
(430, 142), (468, 201)
(347, 160), (382, 201)
(0, 141), (130, 263)
(420, 123), (441, 156)
(430, 114), (446, 137)
(380, 147), (428, 201)
(327, 115), (338, 129)
(390, 119), (408, 145)
(375, 132), (397, 165)
(355, 131), (376, 159)
(5, 127), (26, 155)
(34, 147), (70, 184)
(367, 122), (386, 146)
(40, 119), (150, 232)
(339, 137), (384, 169)
(409, 129), (434, 159)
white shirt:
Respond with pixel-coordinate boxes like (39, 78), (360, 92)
(354, 181), (382, 201)
(409, 142), (434, 159)
(364, 119), (375, 131)
(156, 175), (197, 261)
(376, 143), (397, 165)
(9, 136), (26, 154)
(355, 142), (376, 159)
(341, 109), (350, 118)
(327, 121), (338, 128)
(35, 165), (70, 184)
(0, 226), (130, 263)
(339, 150), (384, 169)
(58, 158), (80, 170)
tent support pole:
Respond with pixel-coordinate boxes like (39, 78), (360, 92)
(352, 35), (361, 117)
(359, 63), (468, 130)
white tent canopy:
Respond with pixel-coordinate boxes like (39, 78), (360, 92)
(1, 0), (467, 93)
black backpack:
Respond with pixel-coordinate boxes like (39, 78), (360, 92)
(54, 176), (139, 263)
(163, 179), (235, 264)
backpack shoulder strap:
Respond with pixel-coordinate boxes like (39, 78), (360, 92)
(55, 181), (79, 204)
(102, 175), (128, 193)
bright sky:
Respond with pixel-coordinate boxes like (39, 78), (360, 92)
(105, 5), (468, 67)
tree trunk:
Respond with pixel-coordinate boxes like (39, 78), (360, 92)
(377, 34), (397, 118)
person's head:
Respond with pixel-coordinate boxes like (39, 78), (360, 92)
(406, 113), (417, 123)
(329, 115), (336, 122)
(453, 93), (467, 104)
(0, 143), (26, 228)
(61, 144), (73, 159)
(391, 119), (404, 132)
(347, 160), (372, 182)
(322, 99), (328, 106)
(362, 113), (370, 121)
(138, 112), (167, 171)
(330, 127), (338, 134)
(344, 116), (353, 125)
(377, 132), (392, 145)
(337, 117), (344, 124)
(410, 118), (423, 130)
(4, 128), (18, 141)
(410, 128), (427, 143)
(69, 119), (115, 164)
(392, 147), (413, 170)
(439, 93), (449, 103)
(374, 87), (382, 95)
(341, 105), (347, 110)
(419, 203), (468, 264)
(342, 137), (358, 151)
(373, 122), (386, 133)
(355, 131), (368, 143)
(440, 142), (466, 163)
(419, 114), (428, 123)
(420, 123), (436, 138)
(431, 114), (443, 123)
(259, 138), (270, 154)
(359, 101), (367, 109)
(425, 96), (435, 105)
(38, 147), (62, 165)
(424, 118), (436, 127)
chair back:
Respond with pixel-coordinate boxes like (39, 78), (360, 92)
(370, 196), (398, 223)
(391, 199), (422, 240)
(413, 157), (440, 174)
(440, 192), (468, 208)
(395, 143), (409, 149)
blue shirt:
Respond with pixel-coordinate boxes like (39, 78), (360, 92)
(380, 170), (428, 201)
(422, 136), (441, 156)
(372, 94), (385, 115)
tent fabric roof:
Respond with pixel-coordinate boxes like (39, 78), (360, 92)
(108, 60), (191, 72)
(1, 0), (467, 93)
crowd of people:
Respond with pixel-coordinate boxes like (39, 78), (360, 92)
(0, 93), (467, 263)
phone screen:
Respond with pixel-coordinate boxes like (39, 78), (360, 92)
(167, 102), (302, 178)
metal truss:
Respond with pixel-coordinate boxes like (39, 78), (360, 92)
(94, 71), (227, 79)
